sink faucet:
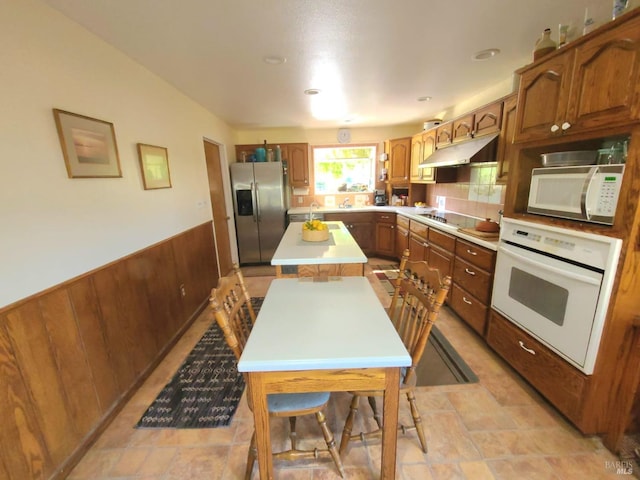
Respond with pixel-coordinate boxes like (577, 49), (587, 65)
(309, 201), (319, 221)
(341, 198), (351, 208)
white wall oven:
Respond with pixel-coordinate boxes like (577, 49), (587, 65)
(492, 218), (622, 374)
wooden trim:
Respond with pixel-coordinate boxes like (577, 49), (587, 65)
(50, 295), (210, 480)
(0, 222), (218, 480)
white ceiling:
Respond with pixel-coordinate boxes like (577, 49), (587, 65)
(42, 0), (610, 130)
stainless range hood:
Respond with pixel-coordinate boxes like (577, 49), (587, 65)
(419, 133), (499, 168)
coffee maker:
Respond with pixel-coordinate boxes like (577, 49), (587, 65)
(374, 189), (387, 206)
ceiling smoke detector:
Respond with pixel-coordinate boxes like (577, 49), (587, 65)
(263, 55), (286, 65)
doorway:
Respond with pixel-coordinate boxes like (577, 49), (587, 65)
(203, 140), (233, 276)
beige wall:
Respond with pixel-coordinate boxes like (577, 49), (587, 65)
(0, 0), (235, 307)
(234, 124), (421, 151)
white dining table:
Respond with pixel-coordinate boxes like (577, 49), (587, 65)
(238, 276), (411, 479)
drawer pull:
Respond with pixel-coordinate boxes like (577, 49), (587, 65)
(518, 341), (536, 356)
(466, 249), (478, 256)
(464, 268), (476, 276)
(462, 296), (473, 305)
(423, 242), (429, 248)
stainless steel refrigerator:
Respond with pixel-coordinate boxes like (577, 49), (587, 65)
(230, 162), (287, 264)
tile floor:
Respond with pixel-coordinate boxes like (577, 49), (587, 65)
(67, 261), (625, 479)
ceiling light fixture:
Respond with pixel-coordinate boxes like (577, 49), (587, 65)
(263, 55), (287, 65)
(304, 88), (321, 95)
(472, 48), (500, 61)
(417, 96), (432, 102)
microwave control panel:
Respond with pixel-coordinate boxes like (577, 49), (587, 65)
(591, 172), (623, 216)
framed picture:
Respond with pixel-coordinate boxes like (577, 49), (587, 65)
(53, 109), (122, 178)
(137, 143), (172, 190)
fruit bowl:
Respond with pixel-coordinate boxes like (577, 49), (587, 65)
(302, 229), (330, 242)
(302, 220), (330, 242)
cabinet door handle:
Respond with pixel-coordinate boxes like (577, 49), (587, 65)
(464, 268), (476, 276)
(561, 122), (571, 131)
(390, 225), (394, 229)
(466, 249), (478, 256)
(462, 296), (473, 305)
(518, 341), (536, 355)
(423, 242), (429, 248)
(550, 124), (560, 133)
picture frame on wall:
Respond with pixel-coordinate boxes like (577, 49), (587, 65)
(137, 143), (172, 190)
(53, 108), (122, 178)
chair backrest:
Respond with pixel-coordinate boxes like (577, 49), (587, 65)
(388, 249), (452, 384)
(209, 264), (256, 361)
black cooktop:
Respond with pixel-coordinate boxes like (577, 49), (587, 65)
(419, 211), (481, 229)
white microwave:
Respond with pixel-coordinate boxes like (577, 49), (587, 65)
(527, 164), (625, 225)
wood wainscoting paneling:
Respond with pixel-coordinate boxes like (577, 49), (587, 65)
(0, 222), (218, 480)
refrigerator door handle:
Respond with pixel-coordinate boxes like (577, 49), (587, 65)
(255, 182), (261, 222)
(250, 182), (258, 223)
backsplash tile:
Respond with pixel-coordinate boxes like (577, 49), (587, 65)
(429, 164), (504, 222)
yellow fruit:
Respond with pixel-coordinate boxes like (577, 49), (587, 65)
(302, 219), (327, 231)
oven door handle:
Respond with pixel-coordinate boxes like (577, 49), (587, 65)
(498, 246), (601, 286)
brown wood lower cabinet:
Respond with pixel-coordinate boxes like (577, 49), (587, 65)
(375, 212), (396, 257)
(408, 220), (429, 261)
(0, 222), (218, 480)
(451, 239), (495, 336)
(487, 310), (588, 427)
(427, 228), (455, 279)
(450, 284), (488, 335)
(395, 215), (410, 258)
(324, 212), (375, 255)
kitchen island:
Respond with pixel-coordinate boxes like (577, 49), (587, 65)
(271, 221), (367, 277)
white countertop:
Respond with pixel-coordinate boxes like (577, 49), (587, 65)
(238, 277), (411, 372)
(271, 221), (368, 265)
(287, 205), (498, 251)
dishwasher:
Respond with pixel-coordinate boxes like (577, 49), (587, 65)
(287, 212), (324, 225)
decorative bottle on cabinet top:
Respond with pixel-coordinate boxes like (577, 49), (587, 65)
(533, 28), (557, 61)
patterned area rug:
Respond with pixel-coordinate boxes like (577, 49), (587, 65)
(370, 263), (478, 386)
(370, 263), (399, 296)
(136, 298), (263, 429)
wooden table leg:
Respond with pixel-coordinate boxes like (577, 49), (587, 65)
(247, 373), (273, 479)
(381, 367), (400, 479)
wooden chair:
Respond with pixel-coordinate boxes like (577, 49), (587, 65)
(339, 249), (452, 455)
(209, 264), (345, 479)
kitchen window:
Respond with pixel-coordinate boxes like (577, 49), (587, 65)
(313, 144), (376, 194)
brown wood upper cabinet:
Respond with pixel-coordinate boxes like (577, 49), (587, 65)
(285, 143), (309, 187)
(388, 137), (411, 184)
(452, 102), (502, 143)
(435, 122), (453, 148)
(452, 114), (474, 142)
(234, 143), (309, 187)
(409, 130), (457, 184)
(410, 130), (437, 183)
(514, 13), (640, 143)
(495, 94), (517, 184)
